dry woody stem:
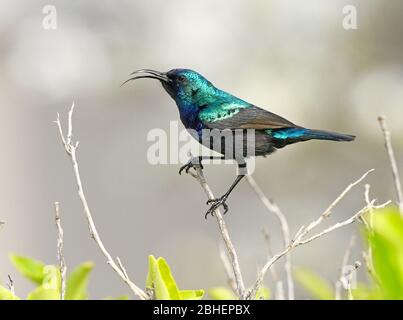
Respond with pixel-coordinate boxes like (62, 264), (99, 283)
(55, 103), (148, 300)
(247, 169), (390, 299)
(246, 175), (294, 299)
(191, 167), (246, 299)
(54, 201), (67, 300)
(378, 115), (403, 214)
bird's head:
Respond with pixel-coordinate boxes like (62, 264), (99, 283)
(122, 68), (215, 105)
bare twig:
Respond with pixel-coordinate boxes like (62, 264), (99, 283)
(361, 184), (382, 286)
(246, 175), (294, 300)
(378, 116), (403, 214)
(219, 245), (237, 293)
(347, 261), (362, 300)
(192, 166), (246, 299)
(54, 201), (67, 300)
(247, 169), (389, 299)
(300, 169), (374, 239)
(261, 229), (280, 283)
(364, 184), (374, 224)
(248, 200), (388, 300)
(335, 235), (356, 300)
(342, 236), (356, 276)
(55, 103), (148, 300)
(7, 275), (15, 296)
(261, 228), (285, 300)
(363, 185), (374, 265)
(116, 257), (130, 280)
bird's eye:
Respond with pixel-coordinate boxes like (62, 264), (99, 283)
(177, 75), (186, 82)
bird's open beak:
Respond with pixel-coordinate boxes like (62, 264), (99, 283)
(121, 69), (170, 87)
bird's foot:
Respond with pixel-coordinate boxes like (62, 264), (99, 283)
(179, 158), (204, 175)
(205, 195), (229, 219)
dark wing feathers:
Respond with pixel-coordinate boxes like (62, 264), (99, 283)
(200, 104), (295, 130)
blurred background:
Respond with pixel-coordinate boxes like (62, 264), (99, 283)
(0, 0), (402, 299)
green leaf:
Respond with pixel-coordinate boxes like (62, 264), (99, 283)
(146, 255), (158, 290)
(0, 286), (20, 300)
(208, 287), (236, 300)
(154, 257), (180, 300)
(146, 255), (180, 299)
(368, 207), (403, 299)
(255, 286), (270, 300)
(294, 267), (334, 300)
(26, 265), (62, 300)
(9, 254), (45, 285)
(27, 286), (60, 300)
(146, 255), (203, 300)
(179, 289), (204, 300)
(65, 262), (94, 300)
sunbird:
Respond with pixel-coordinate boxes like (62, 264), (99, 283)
(123, 69), (355, 218)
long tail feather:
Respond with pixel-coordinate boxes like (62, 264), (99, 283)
(302, 129), (355, 141)
(271, 127), (355, 142)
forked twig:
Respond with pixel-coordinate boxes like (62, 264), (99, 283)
(246, 175), (294, 299)
(55, 103), (148, 300)
(247, 169), (390, 299)
(378, 116), (403, 214)
(192, 167), (246, 299)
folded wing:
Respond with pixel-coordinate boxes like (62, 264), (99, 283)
(199, 102), (296, 130)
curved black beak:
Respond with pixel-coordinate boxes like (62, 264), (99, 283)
(121, 69), (170, 87)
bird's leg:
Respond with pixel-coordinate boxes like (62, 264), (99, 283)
(179, 156), (225, 175)
(205, 162), (247, 219)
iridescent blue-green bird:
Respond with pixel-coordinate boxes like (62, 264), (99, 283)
(123, 68), (355, 218)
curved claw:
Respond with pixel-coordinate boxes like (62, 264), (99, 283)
(179, 159), (203, 175)
(205, 196), (229, 219)
(178, 163), (189, 175)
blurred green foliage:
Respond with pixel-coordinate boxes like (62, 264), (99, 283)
(2, 207), (402, 300)
(0, 254), (202, 300)
(296, 206), (403, 300)
(0, 255), (105, 300)
(294, 267), (335, 300)
(208, 286), (270, 300)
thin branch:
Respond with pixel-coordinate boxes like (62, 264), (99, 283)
(116, 257), (130, 280)
(300, 169), (374, 239)
(261, 228), (285, 300)
(248, 200), (388, 300)
(219, 245), (237, 293)
(247, 169), (388, 299)
(297, 205), (370, 246)
(192, 166), (246, 299)
(246, 175), (294, 300)
(363, 184), (374, 264)
(55, 103), (148, 300)
(261, 229), (280, 283)
(54, 201), (67, 300)
(361, 184), (381, 287)
(335, 234), (356, 300)
(378, 116), (403, 214)
(364, 184), (374, 225)
(347, 261), (362, 300)
(7, 275), (15, 296)
(341, 235), (356, 276)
